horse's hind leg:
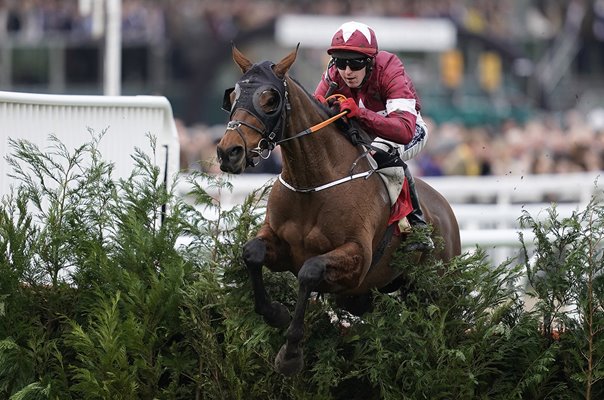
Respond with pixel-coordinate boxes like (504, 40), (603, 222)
(335, 293), (374, 316)
(243, 237), (290, 328)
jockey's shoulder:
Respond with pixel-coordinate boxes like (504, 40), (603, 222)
(374, 51), (406, 81)
(375, 51), (404, 67)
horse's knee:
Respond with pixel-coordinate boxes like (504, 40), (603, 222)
(298, 258), (326, 289)
(243, 238), (266, 269)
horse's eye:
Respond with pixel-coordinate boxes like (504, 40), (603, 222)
(266, 97), (278, 110)
(262, 91), (280, 114)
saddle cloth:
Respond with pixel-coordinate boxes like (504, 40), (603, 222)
(374, 164), (413, 233)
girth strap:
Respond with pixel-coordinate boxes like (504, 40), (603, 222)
(370, 223), (397, 269)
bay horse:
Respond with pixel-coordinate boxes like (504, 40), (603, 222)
(216, 46), (461, 376)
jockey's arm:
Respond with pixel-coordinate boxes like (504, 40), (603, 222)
(314, 64), (419, 146)
(314, 74), (331, 98)
(357, 63), (418, 145)
(356, 107), (416, 145)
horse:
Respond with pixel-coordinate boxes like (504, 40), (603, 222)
(216, 45), (461, 376)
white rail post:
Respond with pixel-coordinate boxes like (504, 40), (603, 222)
(104, 0), (122, 96)
(79, 0), (122, 95)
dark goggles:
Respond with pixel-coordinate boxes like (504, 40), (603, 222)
(333, 57), (369, 71)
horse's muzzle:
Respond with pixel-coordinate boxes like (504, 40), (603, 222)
(217, 145), (246, 174)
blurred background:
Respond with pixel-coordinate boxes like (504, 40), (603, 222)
(1, 0), (603, 177)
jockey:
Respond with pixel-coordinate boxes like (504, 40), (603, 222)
(314, 21), (434, 253)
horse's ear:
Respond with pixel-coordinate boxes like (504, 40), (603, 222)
(232, 44), (253, 73)
(273, 43), (300, 79)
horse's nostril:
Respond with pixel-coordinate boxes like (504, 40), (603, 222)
(216, 146), (244, 165)
(216, 147), (224, 162)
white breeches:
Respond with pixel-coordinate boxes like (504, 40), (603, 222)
(371, 112), (429, 162)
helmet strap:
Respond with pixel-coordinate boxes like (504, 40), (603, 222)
(359, 57), (374, 88)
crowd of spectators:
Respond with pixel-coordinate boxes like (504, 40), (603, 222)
(0, 0), (165, 42)
(0, 0), (588, 45)
(415, 108), (604, 177)
(3, 0), (601, 75)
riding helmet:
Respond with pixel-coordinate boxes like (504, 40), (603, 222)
(327, 21), (378, 58)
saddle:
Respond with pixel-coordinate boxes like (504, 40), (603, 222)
(337, 118), (413, 231)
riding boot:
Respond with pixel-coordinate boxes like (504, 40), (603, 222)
(402, 164), (435, 253)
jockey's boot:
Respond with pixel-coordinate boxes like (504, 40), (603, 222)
(402, 164), (435, 253)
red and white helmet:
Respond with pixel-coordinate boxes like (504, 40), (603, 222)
(327, 21), (378, 58)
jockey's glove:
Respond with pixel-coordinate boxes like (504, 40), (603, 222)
(339, 98), (360, 118)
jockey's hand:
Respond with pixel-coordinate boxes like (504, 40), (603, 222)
(339, 98), (360, 118)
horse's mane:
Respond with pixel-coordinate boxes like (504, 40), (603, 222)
(285, 74), (333, 117)
(285, 73), (372, 145)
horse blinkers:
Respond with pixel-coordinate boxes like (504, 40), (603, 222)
(223, 83), (283, 129)
(252, 85), (283, 118)
(218, 83), (285, 172)
(219, 63), (288, 173)
(222, 86), (236, 113)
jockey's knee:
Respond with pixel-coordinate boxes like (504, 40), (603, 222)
(401, 126), (428, 162)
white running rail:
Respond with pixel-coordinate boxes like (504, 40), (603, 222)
(1, 90), (180, 198)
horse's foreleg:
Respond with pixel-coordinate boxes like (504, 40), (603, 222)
(243, 237), (290, 329)
(275, 242), (365, 376)
(274, 255), (325, 376)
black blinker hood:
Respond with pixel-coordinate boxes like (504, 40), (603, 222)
(223, 61), (287, 137)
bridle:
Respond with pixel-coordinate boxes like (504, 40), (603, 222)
(224, 116), (285, 167)
(222, 61), (291, 167)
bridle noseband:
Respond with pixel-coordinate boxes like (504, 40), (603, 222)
(225, 119), (279, 166)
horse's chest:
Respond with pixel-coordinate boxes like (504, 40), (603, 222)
(277, 221), (335, 256)
(269, 197), (358, 246)
(267, 192), (362, 260)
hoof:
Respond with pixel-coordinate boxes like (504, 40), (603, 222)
(263, 301), (291, 329)
(274, 344), (304, 376)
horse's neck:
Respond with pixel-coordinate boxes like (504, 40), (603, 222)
(280, 79), (358, 187)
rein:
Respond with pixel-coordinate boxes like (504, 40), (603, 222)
(276, 97), (378, 193)
(275, 109), (348, 145)
(226, 106), (350, 167)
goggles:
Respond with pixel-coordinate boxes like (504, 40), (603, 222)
(333, 57), (369, 71)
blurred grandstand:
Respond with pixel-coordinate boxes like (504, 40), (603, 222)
(1, 0), (603, 177)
